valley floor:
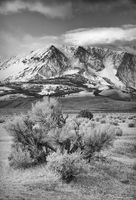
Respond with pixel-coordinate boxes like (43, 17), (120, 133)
(0, 111), (136, 200)
(0, 95), (136, 116)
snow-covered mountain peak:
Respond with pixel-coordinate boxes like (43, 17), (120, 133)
(0, 45), (69, 82)
(0, 44), (136, 93)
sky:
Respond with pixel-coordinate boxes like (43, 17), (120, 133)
(0, 0), (136, 57)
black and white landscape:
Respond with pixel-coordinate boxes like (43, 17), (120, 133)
(0, 0), (136, 200)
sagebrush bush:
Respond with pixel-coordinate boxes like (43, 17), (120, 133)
(110, 121), (119, 126)
(8, 145), (34, 168)
(5, 98), (116, 169)
(128, 121), (136, 128)
(0, 118), (5, 123)
(47, 151), (88, 183)
(6, 98), (66, 168)
(30, 98), (67, 130)
(51, 117), (96, 155)
(128, 116), (134, 120)
(113, 127), (123, 136)
(52, 119), (115, 162)
(101, 114), (106, 118)
(100, 119), (106, 124)
(95, 117), (100, 122)
(82, 125), (115, 161)
(132, 162), (136, 170)
(77, 109), (93, 120)
(6, 114), (55, 165)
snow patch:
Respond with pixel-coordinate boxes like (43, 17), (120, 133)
(63, 69), (79, 75)
(39, 85), (58, 95)
(99, 57), (124, 87)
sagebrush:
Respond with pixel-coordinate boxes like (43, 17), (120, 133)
(77, 109), (93, 120)
(6, 98), (116, 170)
(47, 151), (88, 182)
(6, 98), (66, 167)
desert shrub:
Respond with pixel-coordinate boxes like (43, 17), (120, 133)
(6, 115), (53, 166)
(118, 116), (124, 121)
(128, 120), (136, 128)
(95, 117), (100, 122)
(113, 127), (123, 136)
(50, 118), (82, 154)
(110, 120), (119, 126)
(47, 152), (88, 183)
(5, 98), (116, 169)
(128, 122), (135, 127)
(6, 98), (66, 168)
(100, 119), (106, 124)
(77, 109), (93, 120)
(128, 116), (134, 120)
(51, 118), (115, 162)
(82, 125), (115, 162)
(8, 145), (34, 168)
(30, 98), (67, 130)
(51, 117), (97, 155)
(0, 118), (5, 123)
(101, 114), (106, 118)
(132, 162), (136, 170)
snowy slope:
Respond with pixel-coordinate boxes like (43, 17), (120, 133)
(0, 45), (69, 82)
(99, 56), (124, 87)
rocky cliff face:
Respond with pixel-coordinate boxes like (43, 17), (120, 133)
(116, 53), (136, 88)
(73, 46), (104, 72)
(36, 45), (69, 78)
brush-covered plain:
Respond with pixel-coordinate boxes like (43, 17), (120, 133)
(0, 98), (136, 200)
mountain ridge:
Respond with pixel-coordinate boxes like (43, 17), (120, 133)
(0, 45), (136, 100)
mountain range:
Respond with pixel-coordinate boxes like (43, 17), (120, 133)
(0, 45), (136, 101)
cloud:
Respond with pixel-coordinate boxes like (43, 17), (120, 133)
(1, 24), (136, 57)
(0, 31), (58, 57)
(62, 25), (136, 46)
(71, 0), (136, 15)
(0, 0), (72, 18)
(0, 0), (135, 18)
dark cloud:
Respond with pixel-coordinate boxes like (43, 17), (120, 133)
(0, 0), (72, 18)
(0, 0), (134, 5)
(0, 0), (135, 22)
(130, 0), (136, 3)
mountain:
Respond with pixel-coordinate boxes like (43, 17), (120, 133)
(116, 53), (136, 88)
(74, 46), (105, 72)
(0, 45), (70, 82)
(0, 45), (136, 101)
